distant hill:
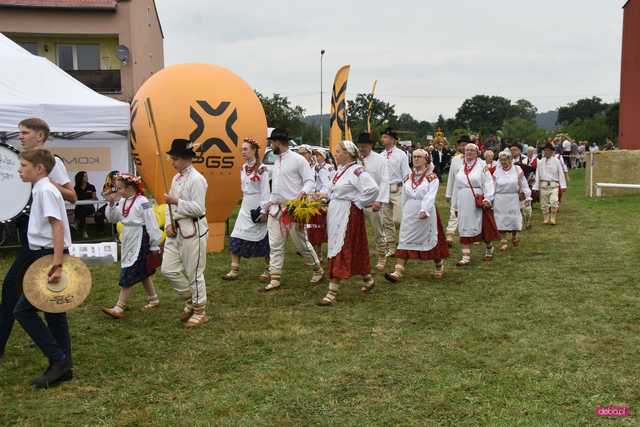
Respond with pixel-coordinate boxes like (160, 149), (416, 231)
(536, 110), (559, 131)
(304, 114), (330, 129)
(306, 111), (560, 132)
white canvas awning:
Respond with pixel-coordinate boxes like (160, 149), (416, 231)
(0, 32), (129, 132)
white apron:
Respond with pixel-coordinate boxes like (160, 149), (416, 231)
(326, 163), (379, 258)
(230, 163), (269, 242)
(106, 195), (162, 268)
(452, 161), (495, 238)
(397, 173), (439, 252)
(493, 166), (530, 231)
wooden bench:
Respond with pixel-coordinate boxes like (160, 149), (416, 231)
(595, 182), (640, 197)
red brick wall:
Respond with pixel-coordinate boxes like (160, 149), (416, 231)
(620, 0), (640, 149)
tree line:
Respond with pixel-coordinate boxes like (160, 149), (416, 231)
(256, 91), (619, 147)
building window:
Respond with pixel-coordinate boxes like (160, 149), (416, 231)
(57, 44), (100, 70)
(17, 41), (38, 55)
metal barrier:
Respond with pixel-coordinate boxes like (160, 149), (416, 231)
(595, 183), (640, 197)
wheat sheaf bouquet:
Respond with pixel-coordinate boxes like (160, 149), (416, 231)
(280, 195), (324, 226)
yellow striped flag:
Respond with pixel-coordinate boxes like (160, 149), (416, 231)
(328, 65), (351, 154)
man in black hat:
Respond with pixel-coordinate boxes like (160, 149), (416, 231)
(161, 138), (210, 328)
(357, 132), (390, 271)
(444, 135), (470, 245)
(261, 128), (323, 292)
(532, 142), (567, 225)
(380, 128), (410, 257)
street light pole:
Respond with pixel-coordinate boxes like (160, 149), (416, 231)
(320, 49), (325, 147)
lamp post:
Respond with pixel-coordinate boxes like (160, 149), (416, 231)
(320, 49), (325, 147)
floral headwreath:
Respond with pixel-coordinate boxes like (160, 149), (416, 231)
(117, 173), (145, 194)
(243, 137), (259, 148)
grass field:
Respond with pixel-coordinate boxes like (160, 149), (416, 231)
(1, 169), (639, 426)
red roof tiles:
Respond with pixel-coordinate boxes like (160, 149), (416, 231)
(0, 0), (117, 10)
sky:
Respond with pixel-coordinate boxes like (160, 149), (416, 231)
(155, 0), (626, 122)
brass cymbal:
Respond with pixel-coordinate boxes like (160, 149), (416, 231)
(22, 255), (92, 313)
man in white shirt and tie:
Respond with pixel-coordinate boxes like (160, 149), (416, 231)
(533, 142), (567, 225)
(262, 129), (323, 292)
(357, 132), (390, 271)
(380, 128), (411, 257)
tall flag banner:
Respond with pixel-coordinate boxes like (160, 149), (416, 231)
(329, 65), (351, 153)
(367, 80), (377, 134)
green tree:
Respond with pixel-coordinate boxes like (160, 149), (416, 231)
(435, 114), (447, 132)
(416, 120), (434, 140)
(556, 97), (608, 125)
(605, 102), (619, 139)
(511, 99), (538, 122)
(347, 93), (397, 139)
(563, 113), (610, 145)
(256, 91), (319, 144)
(455, 95), (515, 135)
(502, 117), (546, 145)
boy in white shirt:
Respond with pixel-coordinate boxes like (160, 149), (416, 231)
(161, 139), (210, 328)
(0, 118), (76, 363)
(14, 149), (73, 388)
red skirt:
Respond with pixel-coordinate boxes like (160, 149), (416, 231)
(459, 206), (501, 244)
(307, 212), (327, 245)
(395, 209), (450, 261)
(328, 205), (371, 280)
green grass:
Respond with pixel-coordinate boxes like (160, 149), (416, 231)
(1, 169), (639, 426)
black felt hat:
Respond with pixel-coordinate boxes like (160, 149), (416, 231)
(382, 128), (397, 140)
(267, 128), (290, 143)
(542, 142), (555, 151)
(457, 135), (471, 144)
(356, 132), (374, 145)
(166, 138), (196, 158)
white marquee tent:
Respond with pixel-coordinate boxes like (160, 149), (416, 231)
(0, 32), (129, 132)
(0, 32), (131, 188)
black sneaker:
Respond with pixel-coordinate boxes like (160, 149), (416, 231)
(31, 357), (73, 389)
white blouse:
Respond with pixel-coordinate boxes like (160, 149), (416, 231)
(397, 171), (440, 252)
(106, 195), (162, 268)
(326, 163), (379, 258)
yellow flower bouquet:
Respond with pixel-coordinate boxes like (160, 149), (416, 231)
(282, 196), (323, 225)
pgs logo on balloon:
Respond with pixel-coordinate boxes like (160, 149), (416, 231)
(130, 63), (267, 225)
(130, 98), (239, 170)
(189, 100), (237, 169)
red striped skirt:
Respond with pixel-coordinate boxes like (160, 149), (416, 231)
(328, 205), (371, 280)
(395, 209), (450, 260)
(459, 206), (501, 244)
(307, 212), (327, 245)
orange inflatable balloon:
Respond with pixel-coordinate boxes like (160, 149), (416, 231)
(131, 63), (267, 252)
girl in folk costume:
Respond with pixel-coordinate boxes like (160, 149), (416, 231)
(451, 143), (500, 266)
(223, 138), (270, 280)
(493, 150), (532, 251)
(318, 141), (379, 306)
(384, 149), (449, 283)
(103, 174), (163, 318)
(306, 148), (333, 261)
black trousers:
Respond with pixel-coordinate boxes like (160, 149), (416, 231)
(0, 230), (71, 362)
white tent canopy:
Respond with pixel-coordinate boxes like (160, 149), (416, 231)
(0, 32), (129, 132)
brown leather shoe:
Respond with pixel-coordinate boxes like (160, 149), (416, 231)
(180, 308), (193, 323)
(184, 314), (209, 328)
(102, 307), (125, 319)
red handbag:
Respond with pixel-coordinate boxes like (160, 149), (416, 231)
(145, 250), (163, 273)
(465, 170), (485, 208)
